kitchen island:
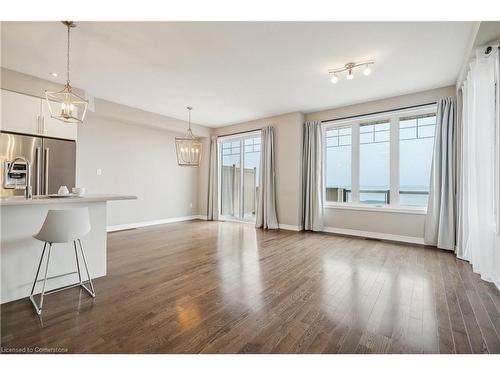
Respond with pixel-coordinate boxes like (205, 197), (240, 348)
(0, 194), (136, 304)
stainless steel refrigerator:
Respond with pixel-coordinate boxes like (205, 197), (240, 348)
(0, 131), (76, 197)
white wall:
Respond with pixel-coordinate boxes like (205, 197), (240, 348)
(323, 209), (426, 241)
(305, 86), (456, 240)
(76, 114), (199, 226)
(2, 67), (457, 240)
(207, 112), (304, 228)
(1, 68), (211, 227)
(205, 86), (456, 241)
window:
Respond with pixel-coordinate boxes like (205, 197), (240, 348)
(359, 121), (390, 204)
(219, 132), (261, 222)
(323, 105), (436, 209)
(243, 137), (261, 220)
(399, 114), (436, 206)
(325, 127), (352, 202)
(221, 141), (242, 218)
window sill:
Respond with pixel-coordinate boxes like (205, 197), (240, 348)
(323, 203), (427, 215)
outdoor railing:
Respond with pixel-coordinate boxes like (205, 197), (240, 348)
(326, 187), (428, 204)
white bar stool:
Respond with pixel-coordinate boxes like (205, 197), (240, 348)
(30, 207), (96, 315)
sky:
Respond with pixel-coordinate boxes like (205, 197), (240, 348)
(326, 130), (434, 190)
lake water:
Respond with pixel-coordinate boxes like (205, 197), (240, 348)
(327, 186), (429, 207)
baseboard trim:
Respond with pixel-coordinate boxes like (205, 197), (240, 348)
(276, 223), (424, 244)
(322, 226), (425, 245)
(107, 215), (205, 232)
(108, 217), (424, 245)
(278, 224), (302, 231)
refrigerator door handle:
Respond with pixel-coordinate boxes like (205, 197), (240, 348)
(43, 148), (50, 195)
(35, 147), (41, 196)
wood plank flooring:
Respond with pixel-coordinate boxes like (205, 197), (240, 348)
(1, 220), (500, 353)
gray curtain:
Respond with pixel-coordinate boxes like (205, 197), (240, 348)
(255, 126), (279, 229)
(302, 121), (324, 231)
(207, 136), (219, 221)
(424, 97), (456, 250)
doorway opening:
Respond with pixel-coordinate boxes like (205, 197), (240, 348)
(218, 131), (261, 223)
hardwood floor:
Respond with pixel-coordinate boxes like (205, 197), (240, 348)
(2, 220), (500, 353)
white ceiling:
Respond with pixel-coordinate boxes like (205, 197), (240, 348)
(1, 22), (474, 127)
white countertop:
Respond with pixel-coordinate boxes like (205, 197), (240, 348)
(0, 194), (137, 206)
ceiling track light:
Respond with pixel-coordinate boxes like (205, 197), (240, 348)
(328, 60), (375, 83)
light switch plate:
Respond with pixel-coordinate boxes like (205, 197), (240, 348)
(96, 169), (102, 176)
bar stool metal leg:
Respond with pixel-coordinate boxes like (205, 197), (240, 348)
(30, 207), (94, 316)
(29, 242), (47, 314)
(39, 244), (52, 311)
(77, 239), (96, 298)
(30, 242), (52, 315)
(73, 240), (82, 285)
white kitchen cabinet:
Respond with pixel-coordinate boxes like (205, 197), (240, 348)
(0, 89), (78, 141)
(1, 89), (42, 135)
(42, 101), (78, 140)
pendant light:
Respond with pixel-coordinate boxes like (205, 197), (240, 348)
(175, 106), (203, 166)
(45, 21), (88, 124)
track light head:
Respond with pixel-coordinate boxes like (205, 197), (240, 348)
(328, 60), (374, 83)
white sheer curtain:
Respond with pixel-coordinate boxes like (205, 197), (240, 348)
(458, 44), (500, 289)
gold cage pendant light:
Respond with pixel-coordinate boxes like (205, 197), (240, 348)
(45, 21), (88, 124)
(175, 106), (202, 166)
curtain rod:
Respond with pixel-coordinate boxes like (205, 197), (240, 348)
(216, 128), (263, 139)
(485, 44), (500, 54)
(320, 102), (437, 124)
(458, 42), (499, 89)
(215, 102), (439, 135)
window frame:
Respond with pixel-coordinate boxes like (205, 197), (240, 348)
(217, 130), (262, 223)
(322, 104), (437, 214)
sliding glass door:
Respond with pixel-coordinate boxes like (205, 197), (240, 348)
(219, 132), (261, 222)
